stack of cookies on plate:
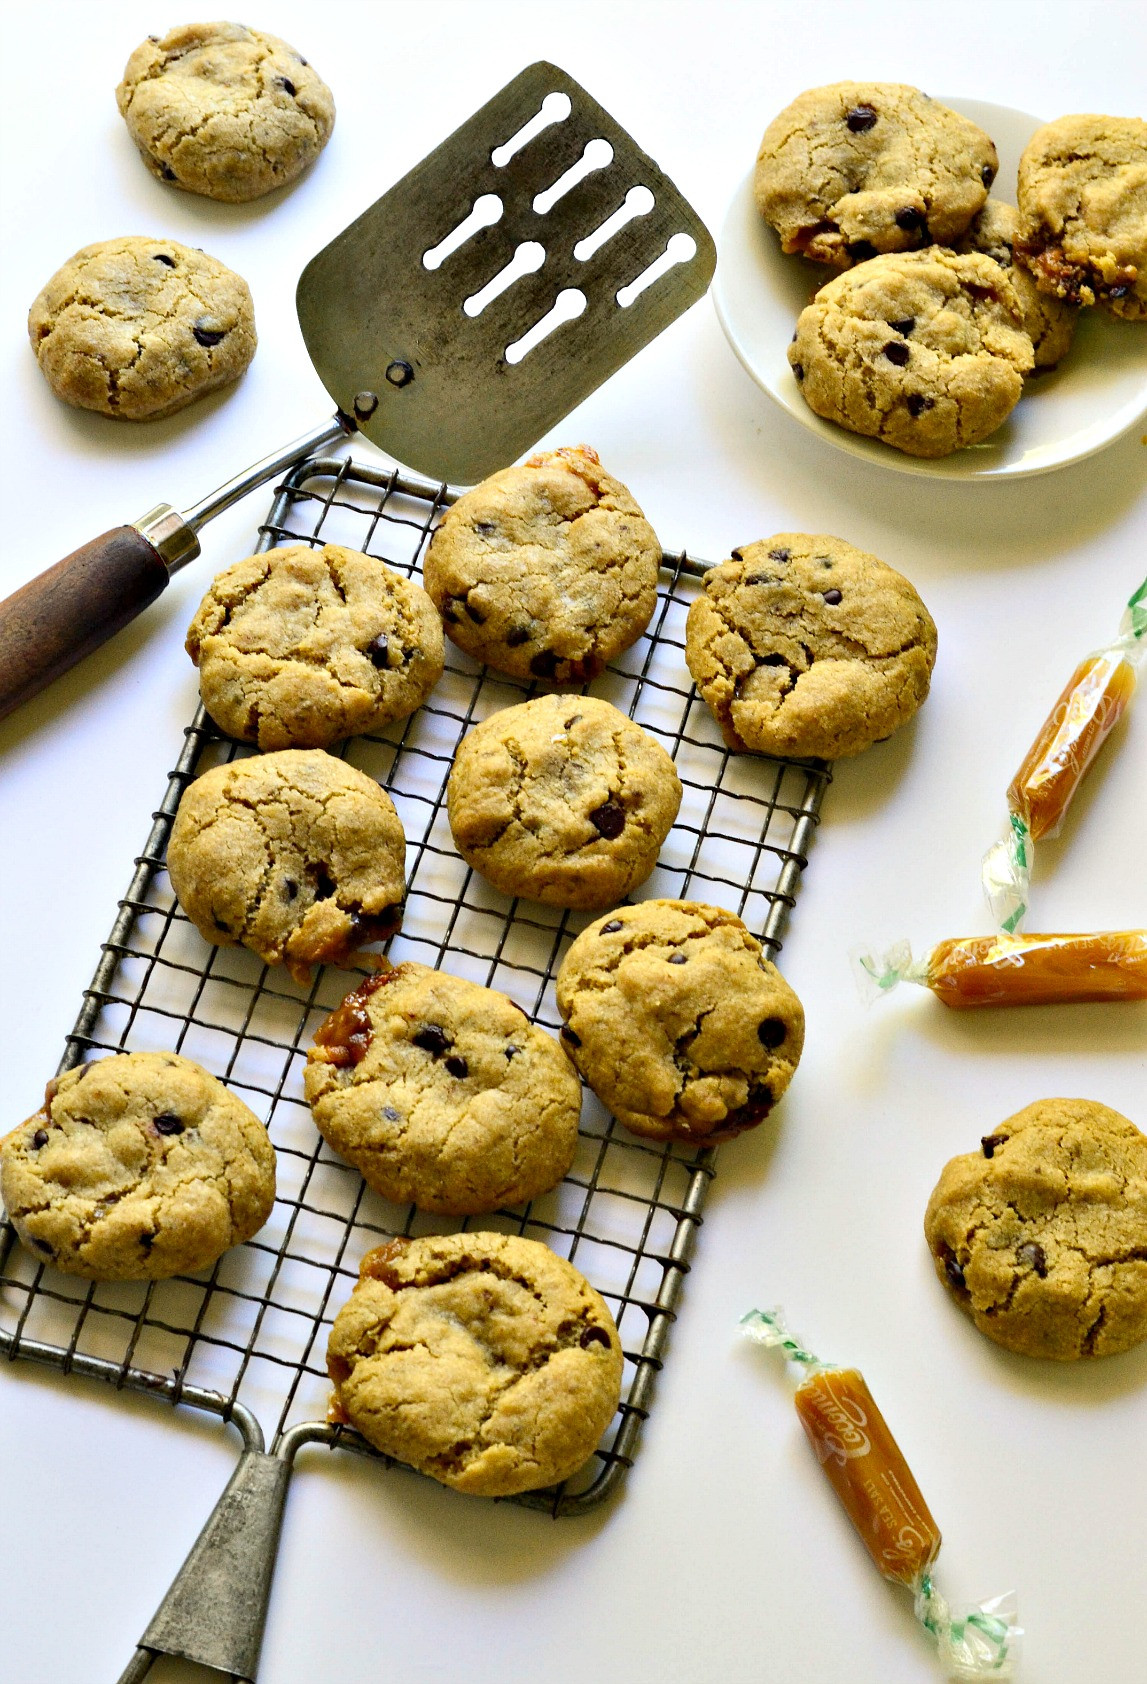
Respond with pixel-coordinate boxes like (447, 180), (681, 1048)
(753, 83), (1146, 456)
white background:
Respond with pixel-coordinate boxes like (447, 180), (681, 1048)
(1, 4), (1145, 1682)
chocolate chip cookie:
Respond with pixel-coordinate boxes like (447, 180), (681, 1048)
(116, 22), (335, 202)
(167, 749), (405, 984)
(447, 695), (681, 909)
(925, 1098), (1147, 1360)
(305, 964), (581, 1215)
(755, 82), (997, 268)
(685, 534), (936, 760)
(0, 1053), (275, 1279)
(789, 248), (1034, 456)
(423, 445), (661, 682)
(27, 237), (256, 421)
(327, 1231), (623, 1495)
(555, 900), (804, 1144)
(955, 198), (1078, 368)
(1015, 115), (1147, 320)
(187, 544), (445, 750)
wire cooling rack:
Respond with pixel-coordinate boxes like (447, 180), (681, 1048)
(0, 453), (829, 1518)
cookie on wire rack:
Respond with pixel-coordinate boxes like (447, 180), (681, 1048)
(305, 963), (581, 1215)
(187, 543), (444, 750)
(447, 694), (681, 909)
(423, 445), (661, 683)
(167, 748), (406, 984)
(555, 900), (804, 1145)
(0, 1053), (275, 1280)
(685, 533), (936, 760)
(327, 1231), (623, 1496)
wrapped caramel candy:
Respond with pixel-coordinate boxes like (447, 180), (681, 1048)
(854, 930), (1147, 1009)
(741, 1308), (1020, 1680)
(983, 578), (1145, 932)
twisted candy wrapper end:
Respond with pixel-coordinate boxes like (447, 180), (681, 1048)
(851, 940), (934, 1004)
(915, 1575), (1022, 1681)
(982, 813), (1032, 935)
(738, 1306), (827, 1370)
(1118, 575), (1147, 652)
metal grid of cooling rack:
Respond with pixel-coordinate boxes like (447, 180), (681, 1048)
(0, 453), (829, 1516)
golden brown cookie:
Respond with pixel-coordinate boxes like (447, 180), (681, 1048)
(327, 1232), (624, 1495)
(304, 964), (581, 1215)
(447, 695), (681, 909)
(187, 544), (444, 750)
(27, 237), (256, 421)
(423, 445), (661, 682)
(1015, 115), (1147, 320)
(955, 198), (1077, 368)
(555, 900), (804, 1144)
(167, 749), (405, 984)
(924, 1098), (1147, 1360)
(685, 535), (936, 760)
(755, 82), (997, 267)
(116, 22), (335, 202)
(788, 248), (1034, 457)
(0, 1054), (275, 1279)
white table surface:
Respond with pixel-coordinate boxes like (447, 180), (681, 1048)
(1, 4), (1145, 1682)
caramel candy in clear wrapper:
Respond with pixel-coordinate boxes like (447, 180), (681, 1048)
(794, 1366), (941, 1586)
(1007, 649), (1138, 842)
(927, 930), (1147, 1008)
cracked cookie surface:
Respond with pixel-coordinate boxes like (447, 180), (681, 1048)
(327, 1231), (623, 1495)
(955, 198), (1077, 368)
(0, 1053), (275, 1279)
(116, 21), (335, 202)
(685, 534), (936, 760)
(27, 236), (256, 420)
(1015, 115), (1147, 320)
(305, 963), (581, 1215)
(447, 694), (681, 909)
(754, 82), (997, 268)
(555, 900), (804, 1144)
(187, 544), (444, 750)
(924, 1098), (1147, 1360)
(789, 248), (1033, 456)
(423, 445), (661, 683)
(167, 748), (406, 984)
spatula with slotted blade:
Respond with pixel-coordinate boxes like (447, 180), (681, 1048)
(0, 61), (714, 723)
(297, 61), (715, 485)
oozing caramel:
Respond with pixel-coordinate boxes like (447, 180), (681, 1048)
(794, 1367), (941, 1586)
(310, 967), (395, 1066)
(1008, 650), (1137, 841)
(926, 931), (1147, 1008)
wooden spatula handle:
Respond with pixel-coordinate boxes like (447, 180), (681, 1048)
(0, 527), (173, 723)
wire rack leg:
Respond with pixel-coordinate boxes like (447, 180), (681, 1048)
(120, 1447), (292, 1682)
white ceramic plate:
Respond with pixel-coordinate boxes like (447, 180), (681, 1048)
(712, 97), (1147, 480)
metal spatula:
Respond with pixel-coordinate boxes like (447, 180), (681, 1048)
(0, 62), (714, 723)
